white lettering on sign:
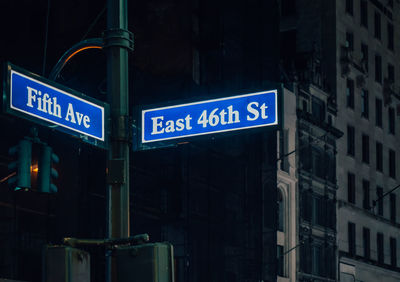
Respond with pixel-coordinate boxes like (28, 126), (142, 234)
(246, 102), (268, 121)
(65, 103), (91, 128)
(149, 102), (273, 135)
(26, 86), (62, 118)
(151, 114), (193, 135)
(197, 105), (240, 128)
(25, 86), (91, 128)
(142, 89), (278, 143)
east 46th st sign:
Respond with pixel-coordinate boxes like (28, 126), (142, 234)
(4, 63), (108, 147)
(142, 89), (279, 143)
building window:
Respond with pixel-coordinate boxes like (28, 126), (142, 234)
(313, 149), (324, 179)
(377, 186), (384, 216)
(377, 233), (384, 264)
(388, 64), (395, 83)
(388, 71), (395, 88)
(312, 244), (323, 276)
(313, 196), (327, 227)
(362, 134), (369, 164)
(389, 149), (396, 179)
(363, 227), (370, 259)
(363, 180), (370, 209)
(360, 0), (368, 27)
(277, 190), (284, 232)
(388, 22), (394, 51)
(375, 54), (382, 83)
(301, 239), (335, 278)
(389, 107), (395, 135)
(361, 43), (368, 72)
(348, 173), (356, 204)
(302, 100), (308, 112)
(390, 194), (396, 223)
(374, 11), (381, 39)
(325, 151), (336, 183)
(348, 222), (356, 256)
(300, 239), (312, 274)
(311, 96), (325, 122)
(346, 0), (353, 15)
(391, 238), (397, 267)
(346, 79), (354, 109)
(376, 98), (382, 127)
(280, 0), (296, 16)
(347, 125), (355, 156)
(277, 245), (284, 276)
(346, 32), (354, 51)
(361, 89), (369, 118)
(376, 142), (383, 172)
(279, 129), (289, 172)
(301, 191), (335, 229)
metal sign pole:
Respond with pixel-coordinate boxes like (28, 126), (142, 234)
(105, 0), (132, 280)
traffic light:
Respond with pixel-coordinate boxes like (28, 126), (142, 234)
(8, 139), (32, 191)
(37, 144), (59, 193)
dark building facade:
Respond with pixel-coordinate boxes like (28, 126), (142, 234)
(0, 1), (281, 281)
(278, 0), (400, 282)
(279, 0), (343, 281)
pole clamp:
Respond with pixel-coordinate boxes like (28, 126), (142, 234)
(102, 28), (134, 51)
(111, 115), (132, 143)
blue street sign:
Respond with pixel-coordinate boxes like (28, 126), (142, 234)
(4, 64), (108, 144)
(142, 90), (279, 143)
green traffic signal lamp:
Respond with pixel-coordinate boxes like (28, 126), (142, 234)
(38, 145), (59, 193)
(8, 139), (32, 191)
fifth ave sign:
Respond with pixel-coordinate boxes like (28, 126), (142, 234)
(4, 63), (108, 144)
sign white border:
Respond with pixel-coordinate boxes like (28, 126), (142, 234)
(10, 70), (105, 141)
(142, 90), (278, 143)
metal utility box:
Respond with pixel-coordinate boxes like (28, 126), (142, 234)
(115, 242), (175, 282)
(44, 245), (90, 282)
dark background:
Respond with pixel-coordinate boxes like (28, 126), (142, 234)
(0, 0), (279, 281)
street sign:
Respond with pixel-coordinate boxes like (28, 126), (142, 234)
(141, 90), (279, 143)
(3, 63), (108, 147)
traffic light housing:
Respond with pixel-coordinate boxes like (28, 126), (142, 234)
(38, 145), (59, 193)
(8, 139), (32, 191)
(115, 242), (175, 282)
